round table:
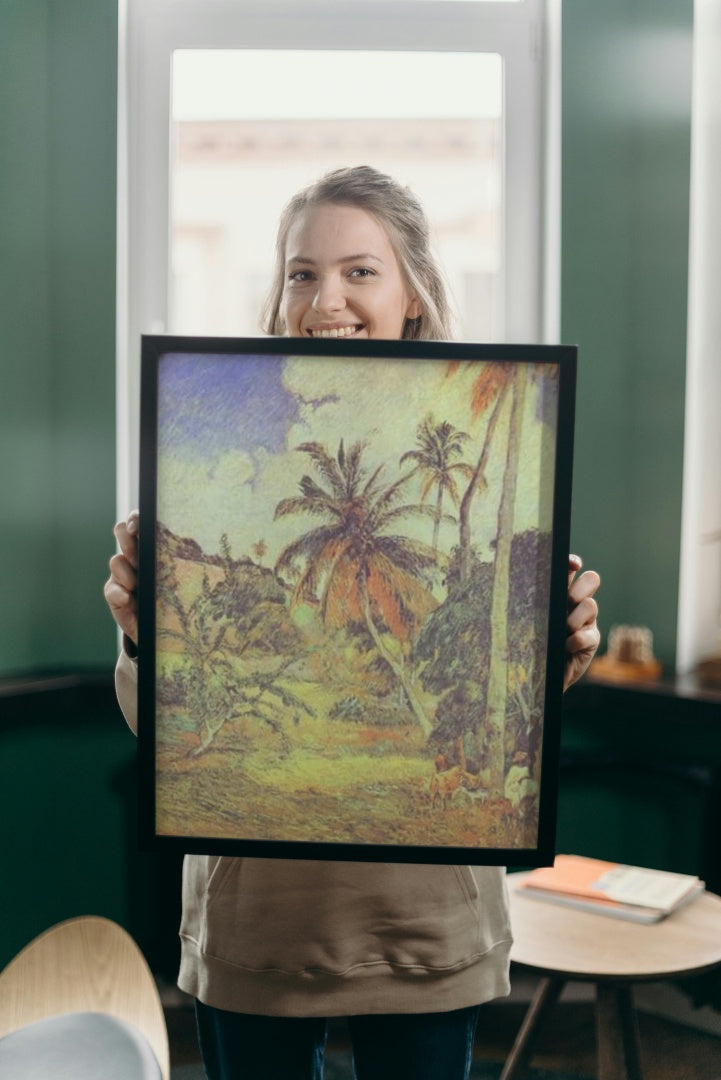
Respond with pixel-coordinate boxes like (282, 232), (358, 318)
(502, 873), (721, 1080)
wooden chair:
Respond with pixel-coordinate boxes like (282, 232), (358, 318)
(0, 915), (170, 1079)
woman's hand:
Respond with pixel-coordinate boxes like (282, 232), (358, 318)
(103, 510), (139, 647)
(564, 554), (601, 691)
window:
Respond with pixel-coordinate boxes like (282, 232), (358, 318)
(169, 49), (503, 340)
(677, 1), (721, 675)
(118, 0), (557, 510)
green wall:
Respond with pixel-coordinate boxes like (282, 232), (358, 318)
(562, 0), (693, 670)
(0, 0), (132, 971)
(0, 0), (118, 676)
(0, 1), (693, 677)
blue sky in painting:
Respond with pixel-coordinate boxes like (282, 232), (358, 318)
(158, 352), (298, 461)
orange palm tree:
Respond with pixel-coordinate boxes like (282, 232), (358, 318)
(275, 440), (438, 735)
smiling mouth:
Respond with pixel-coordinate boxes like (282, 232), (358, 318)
(307, 324), (364, 339)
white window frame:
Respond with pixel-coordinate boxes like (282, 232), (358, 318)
(676, 0), (721, 675)
(117, 0), (559, 513)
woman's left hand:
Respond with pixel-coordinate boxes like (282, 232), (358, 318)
(564, 554), (601, 691)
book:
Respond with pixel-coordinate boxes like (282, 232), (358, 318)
(516, 854), (705, 924)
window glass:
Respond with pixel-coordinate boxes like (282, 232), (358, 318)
(170, 50), (503, 341)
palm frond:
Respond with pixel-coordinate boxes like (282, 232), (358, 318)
(365, 470), (416, 529)
(399, 449), (422, 467)
(419, 474), (436, 503)
(343, 440), (368, 496)
(444, 474), (461, 506)
(275, 523), (345, 575)
(274, 494), (341, 521)
(373, 533), (438, 574)
(291, 536), (351, 609)
(470, 363), (514, 417)
(320, 547), (363, 629)
(295, 441), (345, 495)
(361, 462), (387, 499)
(365, 553), (437, 640)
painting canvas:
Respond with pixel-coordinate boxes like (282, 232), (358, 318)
(138, 336), (576, 865)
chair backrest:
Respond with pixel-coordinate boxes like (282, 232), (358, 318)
(0, 915), (170, 1080)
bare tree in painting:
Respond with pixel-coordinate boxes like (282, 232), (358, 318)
(156, 527), (312, 756)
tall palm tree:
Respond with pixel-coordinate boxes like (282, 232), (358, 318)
(483, 364), (529, 788)
(274, 440), (438, 735)
(449, 360), (529, 790)
(449, 362), (515, 584)
(399, 415), (474, 554)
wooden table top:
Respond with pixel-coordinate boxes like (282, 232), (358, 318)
(508, 872), (721, 981)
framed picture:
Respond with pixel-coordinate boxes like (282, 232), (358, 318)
(137, 336), (576, 865)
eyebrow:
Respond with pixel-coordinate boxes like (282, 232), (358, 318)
(286, 253), (385, 266)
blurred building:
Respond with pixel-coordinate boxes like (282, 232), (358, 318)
(170, 117), (501, 340)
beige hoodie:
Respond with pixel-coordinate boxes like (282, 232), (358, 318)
(116, 650), (512, 1016)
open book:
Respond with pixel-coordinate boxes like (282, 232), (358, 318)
(516, 854), (705, 923)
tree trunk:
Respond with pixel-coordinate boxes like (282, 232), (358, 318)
(484, 366), (528, 792)
(458, 380), (511, 584)
(432, 485), (443, 553)
(360, 579), (433, 737)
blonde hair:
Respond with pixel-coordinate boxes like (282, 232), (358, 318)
(262, 165), (453, 341)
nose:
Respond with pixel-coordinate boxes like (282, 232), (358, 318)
(312, 273), (345, 315)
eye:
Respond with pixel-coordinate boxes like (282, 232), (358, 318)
(349, 267), (375, 279)
(288, 269), (314, 283)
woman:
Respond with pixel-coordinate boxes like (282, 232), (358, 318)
(106, 166), (601, 1080)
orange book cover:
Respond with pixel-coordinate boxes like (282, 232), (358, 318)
(520, 854), (701, 913)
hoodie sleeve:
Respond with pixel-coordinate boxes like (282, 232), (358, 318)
(115, 641), (139, 736)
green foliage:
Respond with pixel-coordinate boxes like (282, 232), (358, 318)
(155, 523), (312, 755)
(328, 695), (411, 727)
(415, 529), (552, 770)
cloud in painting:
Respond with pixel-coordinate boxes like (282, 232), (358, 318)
(155, 350), (558, 560)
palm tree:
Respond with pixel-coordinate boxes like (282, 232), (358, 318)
(274, 440), (438, 735)
(448, 362), (516, 584)
(399, 415), (474, 554)
(449, 360), (529, 790)
(483, 364), (529, 789)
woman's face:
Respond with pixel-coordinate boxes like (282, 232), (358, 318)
(280, 203), (421, 340)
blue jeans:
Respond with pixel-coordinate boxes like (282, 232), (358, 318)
(195, 1000), (481, 1080)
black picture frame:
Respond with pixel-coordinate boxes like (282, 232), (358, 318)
(138, 335), (576, 866)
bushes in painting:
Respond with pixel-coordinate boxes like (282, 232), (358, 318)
(415, 529), (551, 778)
(328, 695), (411, 728)
(156, 524), (313, 755)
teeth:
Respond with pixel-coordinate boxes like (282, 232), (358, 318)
(311, 326), (359, 338)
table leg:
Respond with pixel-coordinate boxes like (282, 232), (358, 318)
(499, 976), (565, 1080)
(596, 982), (643, 1080)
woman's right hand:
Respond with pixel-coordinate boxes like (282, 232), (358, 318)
(104, 510), (139, 646)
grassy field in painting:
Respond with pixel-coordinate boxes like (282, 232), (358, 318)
(155, 688), (537, 852)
